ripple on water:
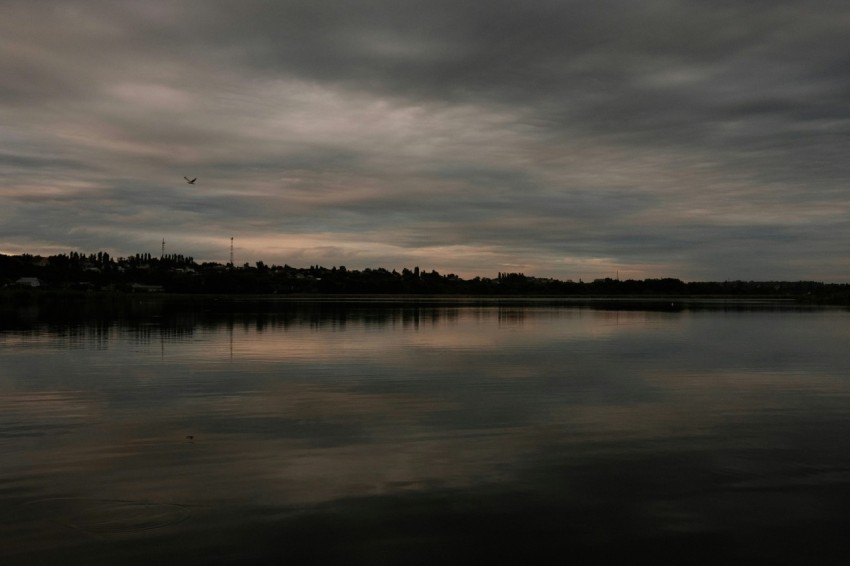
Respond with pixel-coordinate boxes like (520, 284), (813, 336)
(21, 498), (192, 535)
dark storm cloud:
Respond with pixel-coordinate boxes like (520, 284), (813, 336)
(1, 0), (849, 280)
(196, 1), (849, 126)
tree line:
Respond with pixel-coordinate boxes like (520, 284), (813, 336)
(1, 251), (849, 302)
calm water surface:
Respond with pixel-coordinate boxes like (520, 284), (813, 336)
(2, 299), (850, 564)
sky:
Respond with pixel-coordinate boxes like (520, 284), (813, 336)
(2, 0), (849, 282)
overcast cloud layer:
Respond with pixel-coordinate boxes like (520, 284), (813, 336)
(2, 0), (850, 281)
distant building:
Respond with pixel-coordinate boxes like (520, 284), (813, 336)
(16, 277), (41, 287)
(130, 283), (164, 293)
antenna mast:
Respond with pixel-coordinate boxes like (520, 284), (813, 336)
(230, 237), (234, 267)
(161, 238), (165, 258)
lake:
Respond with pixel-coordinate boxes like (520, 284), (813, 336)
(2, 297), (850, 564)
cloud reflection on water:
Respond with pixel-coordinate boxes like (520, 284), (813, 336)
(3, 304), (850, 563)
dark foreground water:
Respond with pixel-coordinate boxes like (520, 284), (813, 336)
(2, 298), (850, 564)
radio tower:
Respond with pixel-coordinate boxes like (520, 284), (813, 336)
(161, 238), (165, 258)
(230, 237), (234, 267)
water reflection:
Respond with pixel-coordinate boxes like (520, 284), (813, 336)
(2, 299), (850, 564)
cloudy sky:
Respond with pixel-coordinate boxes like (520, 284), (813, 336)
(2, 1), (849, 281)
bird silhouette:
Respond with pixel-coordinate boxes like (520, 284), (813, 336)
(184, 177), (197, 184)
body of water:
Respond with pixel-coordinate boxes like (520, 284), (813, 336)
(2, 298), (850, 564)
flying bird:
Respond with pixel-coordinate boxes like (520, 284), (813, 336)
(184, 177), (197, 184)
